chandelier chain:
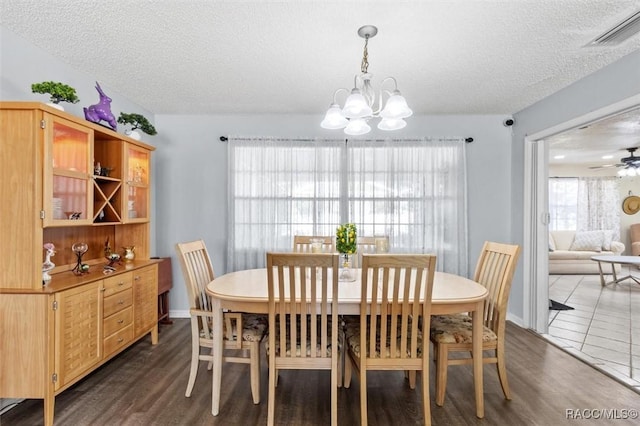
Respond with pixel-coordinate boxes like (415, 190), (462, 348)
(360, 36), (369, 74)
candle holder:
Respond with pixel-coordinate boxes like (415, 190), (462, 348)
(71, 242), (89, 275)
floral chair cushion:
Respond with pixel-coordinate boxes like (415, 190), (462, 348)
(344, 317), (424, 358)
(266, 316), (338, 357)
(429, 314), (497, 344)
(219, 313), (268, 342)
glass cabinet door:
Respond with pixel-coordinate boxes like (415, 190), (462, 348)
(43, 114), (93, 227)
(123, 144), (150, 223)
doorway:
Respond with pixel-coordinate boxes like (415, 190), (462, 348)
(524, 94), (640, 388)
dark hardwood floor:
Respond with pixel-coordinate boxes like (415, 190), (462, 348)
(2, 319), (638, 425)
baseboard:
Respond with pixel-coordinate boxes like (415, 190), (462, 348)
(506, 312), (524, 327)
(168, 309), (189, 319)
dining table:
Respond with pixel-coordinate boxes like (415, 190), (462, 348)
(205, 268), (489, 419)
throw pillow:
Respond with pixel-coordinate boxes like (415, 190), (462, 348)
(570, 230), (603, 252)
(549, 233), (556, 252)
(602, 230), (614, 251)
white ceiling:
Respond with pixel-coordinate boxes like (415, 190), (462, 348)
(1, 0), (640, 117)
(2, 1), (640, 168)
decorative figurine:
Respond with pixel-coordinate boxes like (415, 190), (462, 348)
(104, 237), (112, 258)
(42, 243), (56, 284)
(71, 242), (89, 275)
(83, 82), (117, 130)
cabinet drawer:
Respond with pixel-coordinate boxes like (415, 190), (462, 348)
(103, 288), (133, 318)
(103, 272), (133, 297)
(103, 306), (133, 337)
(103, 324), (134, 357)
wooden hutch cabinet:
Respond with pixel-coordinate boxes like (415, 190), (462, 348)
(0, 102), (158, 426)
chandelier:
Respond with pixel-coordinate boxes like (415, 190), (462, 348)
(320, 25), (412, 136)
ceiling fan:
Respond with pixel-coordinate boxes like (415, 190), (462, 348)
(589, 147), (640, 171)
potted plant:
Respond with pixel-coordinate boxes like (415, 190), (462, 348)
(117, 112), (157, 140)
(31, 81), (80, 110)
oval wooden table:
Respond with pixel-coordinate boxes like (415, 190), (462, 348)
(206, 268), (489, 419)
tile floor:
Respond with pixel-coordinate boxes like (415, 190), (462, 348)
(545, 271), (640, 392)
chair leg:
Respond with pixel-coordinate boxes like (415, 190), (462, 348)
(344, 352), (352, 388)
(185, 318), (201, 397)
(408, 370), (416, 389)
(496, 345), (512, 400)
(422, 360), (431, 426)
(250, 341), (260, 404)
(435, 343), (448, 406)
(267, 358), (276, 425)
(360, 368), (368, 426)
(331, 358), (338, 426)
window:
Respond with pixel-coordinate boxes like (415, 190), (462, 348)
(548, 178), (578, 230)
(548, 177), (620, 236)
(228, 137), (468, 274)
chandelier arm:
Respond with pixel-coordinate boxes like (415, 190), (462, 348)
(332, 88), (350, 104)
(380, 76), (399, 91)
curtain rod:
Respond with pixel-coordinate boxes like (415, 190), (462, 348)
(219, 136), (474, 143)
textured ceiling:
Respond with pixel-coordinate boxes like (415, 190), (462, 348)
(1, 0), (640, 116)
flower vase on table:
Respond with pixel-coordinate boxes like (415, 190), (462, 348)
(339, 253), (356, 282)
(336, 223), (357, 282)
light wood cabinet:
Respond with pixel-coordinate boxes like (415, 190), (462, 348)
(54, 281), (102, 390)
(0, 102), (158, 426)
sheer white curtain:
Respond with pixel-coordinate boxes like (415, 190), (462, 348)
(576, 177), (620, 239)
(228, 136), (468, 275)
(228, 137), (342, 271)
(347, 138), (468, 274)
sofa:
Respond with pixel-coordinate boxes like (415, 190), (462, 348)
(549, 230), (624, 274)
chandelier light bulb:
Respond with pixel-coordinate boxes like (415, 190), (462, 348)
(380, 90), (413, 119)
(628, 167), (638, 176)
(342, 89), (373, 119)
(321, 103), (349, 129)
(377, 118), (407, 131)
(344, 118), (371, 135)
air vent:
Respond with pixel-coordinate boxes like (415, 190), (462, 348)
(588, 10), (640, 46)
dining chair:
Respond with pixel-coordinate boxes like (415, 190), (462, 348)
(429, 241), (521, 406)
(266, 252), (340, 426)
(343, 253), (437, 426)
(175, 240), (267, 402)
(293, 235), (335, 253)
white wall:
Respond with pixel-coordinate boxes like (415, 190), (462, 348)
(513, 49), (640, 324)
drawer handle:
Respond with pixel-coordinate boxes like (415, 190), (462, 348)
(117, 337), (124, 343)
(118, 282), (124, 286)
(118, 300), (124, 305)
(134, 275), (141, 281)
(117, 319), (124, 324)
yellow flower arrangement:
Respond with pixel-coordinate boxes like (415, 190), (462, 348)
(336, 223), (357, 254)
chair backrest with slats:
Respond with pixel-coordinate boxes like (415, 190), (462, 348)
(473, 241), (521, 334)
(175, 240), (215, 313)
(354, 236), (381, 268)
(266, 252), (339, 362)
(293, 235), (335, 253)
(359, 254), (437, 363)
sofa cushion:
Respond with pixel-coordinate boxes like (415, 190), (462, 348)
(570, 230), (603, 252)
(551, 231), (575, 251)
(549, 250), (614, 260)
(549, 233), (556, 251)
(602, 230), (613, 251)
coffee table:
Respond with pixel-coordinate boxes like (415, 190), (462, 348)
(591, 255), (640, 287)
